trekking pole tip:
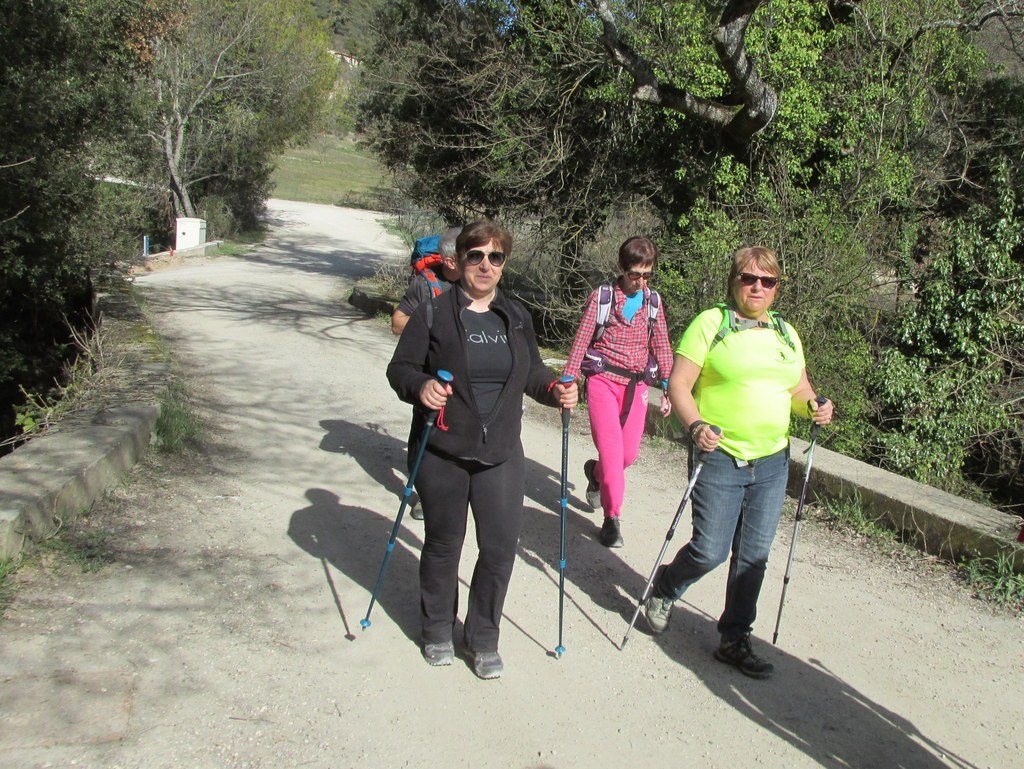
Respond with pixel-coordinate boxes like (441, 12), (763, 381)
(555, 645), (566, 658)
(359, 618), (371, 629)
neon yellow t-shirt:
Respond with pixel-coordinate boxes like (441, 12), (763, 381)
(675, 307), (805, 460)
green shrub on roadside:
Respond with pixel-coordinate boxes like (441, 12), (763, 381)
(957, 550), (1024, 613)
(154, 378), (203, 453)
(38, 522), (115, 573)
(0, 558), (15, 615)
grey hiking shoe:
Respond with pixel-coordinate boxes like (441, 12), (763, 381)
(714, 634), (774, 679)
(644, 593), (673, 634)
(409, 493), (423, 520)
(599, 516), (623, 548)
(583, 459), (601, 509)
(472, 651), (504, 680)
(422, 641), (454, 666)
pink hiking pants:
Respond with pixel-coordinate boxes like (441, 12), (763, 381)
(586, 374), (649, 518)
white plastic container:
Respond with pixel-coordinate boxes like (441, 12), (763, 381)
(175, 218), (207, 250)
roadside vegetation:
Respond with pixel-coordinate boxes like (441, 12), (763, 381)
(809, 496), (1024, 615)
(153, 378), (204, 454)
(0, 319), (111, 451)
(0, 559), (14, 617)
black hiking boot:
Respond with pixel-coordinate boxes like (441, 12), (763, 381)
(714, 634), (774, 679)
(583, 459), (602, 509)
(599, 516), (623, 548)
(407, 492), (423, 520)
(471, 651), (504, 680)
(422, 641), (454, 666)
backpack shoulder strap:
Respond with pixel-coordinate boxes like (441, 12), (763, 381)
(644, 289), (661, 346)
(420, 267), (443, 297)
(647, 289), (660, 318)
(592, 283), (614, 343)
(707, 304), (797, 352)
(709, 303), (733, 350)
(768, 310), (796, 351)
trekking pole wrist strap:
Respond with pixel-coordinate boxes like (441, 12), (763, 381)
(688, 419), (709, 440)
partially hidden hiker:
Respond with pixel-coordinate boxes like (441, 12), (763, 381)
(561, 236), (674, 548)
(386, 219), (577, 680)
(644, 245), (833, 680)
(391, 226), (462, 336)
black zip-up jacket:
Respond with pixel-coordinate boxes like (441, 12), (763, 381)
(387, 284), (560, 465)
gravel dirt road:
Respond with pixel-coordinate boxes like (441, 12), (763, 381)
(1, 199), (1021, 769)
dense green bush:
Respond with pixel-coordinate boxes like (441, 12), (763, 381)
(0, 0), (155, 446)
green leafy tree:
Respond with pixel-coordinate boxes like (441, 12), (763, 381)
(357, 0), (1024, 503)
(142, 0), (336, 229)
(0, 0), (170, 444)
(357, 0), (689, 328)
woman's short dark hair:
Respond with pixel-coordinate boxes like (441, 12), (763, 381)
(456, 220), (512, 260)
(618, 236), (658, 271)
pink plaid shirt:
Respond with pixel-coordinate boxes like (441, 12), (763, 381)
(563, 283), (674, 386)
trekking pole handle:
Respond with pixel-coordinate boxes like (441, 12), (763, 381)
(558, 375), (574, 428)
(695, 424), (721, 462)
(809, 395), (828, 443)
(424, 370), (454, 426)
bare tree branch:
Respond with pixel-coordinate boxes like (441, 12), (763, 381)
(593, 0), (776, 142)
(0, 157), (36, 170)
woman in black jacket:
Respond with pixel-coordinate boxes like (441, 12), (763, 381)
(387, 220), (577, 680)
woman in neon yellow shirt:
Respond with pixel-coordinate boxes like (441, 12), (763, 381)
(643, 246), (833, 679)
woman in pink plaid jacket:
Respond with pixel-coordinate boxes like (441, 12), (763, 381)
(562, 237), (674, 548)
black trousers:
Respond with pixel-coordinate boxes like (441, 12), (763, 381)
(414, 444), (525, 653)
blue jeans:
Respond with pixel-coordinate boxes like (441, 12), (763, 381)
(655, 446), (790, 640)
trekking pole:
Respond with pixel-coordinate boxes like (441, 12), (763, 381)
(554, 375), (574, 658)
(772, 396), (828, 645)
(621, 426), (721, 649)
(360, 370), (454, 630)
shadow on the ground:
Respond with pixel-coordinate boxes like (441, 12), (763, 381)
(287, 486), (421, 643)
(290, 417), (966, 769)
(288, 418), (589, 649)
(518, 453), (970, 769)
(651, 605), (974, 769)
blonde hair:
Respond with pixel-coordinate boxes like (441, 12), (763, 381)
(726, 246), (781, 299)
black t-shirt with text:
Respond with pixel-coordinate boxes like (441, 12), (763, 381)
(462, 309), (512, 419)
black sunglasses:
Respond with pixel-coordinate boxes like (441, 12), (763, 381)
(626, 270), (654, 281)
(737, 272), (779, 289)
(465, 250), (506, 267)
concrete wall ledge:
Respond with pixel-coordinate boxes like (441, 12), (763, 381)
(642, 402), (1023, 573)
(787, 437), (1023, 572)
(0, 404), (160, 559)
(0, 292), (168, 561)
(135, 241), (223, 274)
